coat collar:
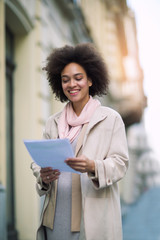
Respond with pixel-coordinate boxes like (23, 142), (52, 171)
(53, 106), (108, 156)
(54, 106), (109, 141)
(85, 106), (108, 135)
(54, 106), (108, 127)
(54, 111), (62, 125)
(75, 106), (109, 157)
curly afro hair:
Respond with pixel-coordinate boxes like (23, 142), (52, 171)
(44, 43), (109, 102)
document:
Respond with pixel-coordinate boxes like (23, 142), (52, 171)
(24, 139), (80, 174)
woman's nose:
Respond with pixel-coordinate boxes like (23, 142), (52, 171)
(69, 79), (76, 87)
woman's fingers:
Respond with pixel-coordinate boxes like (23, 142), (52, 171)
(44, 171), (60, 183)
(40, 167), (60, 183)
(66, 160), (86, 171)
(65, 156), (95, 173)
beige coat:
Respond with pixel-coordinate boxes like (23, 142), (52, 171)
(31, 106), (129, 240)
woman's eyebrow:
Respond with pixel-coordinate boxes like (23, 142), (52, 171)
(61, 74), (69, 78)
(74, 73), (83, 76)
(61, 73), (83, 78)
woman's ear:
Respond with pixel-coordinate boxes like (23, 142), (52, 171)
(88, 78), (92, 87)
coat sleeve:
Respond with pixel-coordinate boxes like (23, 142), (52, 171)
(30, 162), (51, 196)
(90, 115), (129, 189)
(30, 117), (54, 196)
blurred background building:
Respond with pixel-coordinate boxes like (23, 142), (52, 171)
(81, 0), (145, 127)
(0, 0), (159, 239)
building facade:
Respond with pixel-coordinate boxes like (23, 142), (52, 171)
(0, 0), (91, 239)
(80, 0), (145, 127)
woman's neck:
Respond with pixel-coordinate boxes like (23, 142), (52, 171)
(72, 104), (84, 116)
(72, 98), (90, 116)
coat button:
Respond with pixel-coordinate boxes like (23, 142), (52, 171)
(107, 178), (112, 185)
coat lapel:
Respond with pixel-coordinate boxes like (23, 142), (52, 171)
(75, 123), (88, 157)
(83, 106), (108, 144)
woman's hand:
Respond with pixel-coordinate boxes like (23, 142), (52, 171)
(40, 167), (60, 184)
(65, 155), (95, 173)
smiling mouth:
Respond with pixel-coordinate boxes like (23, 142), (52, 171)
(68, 90), (80, 95)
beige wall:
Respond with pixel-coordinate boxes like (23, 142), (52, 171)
(14, 33), (40, 239)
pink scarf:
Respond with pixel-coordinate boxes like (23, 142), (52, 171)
(58, 96), (101, 143)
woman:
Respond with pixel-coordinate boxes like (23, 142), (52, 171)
(31, 43), (129, 240)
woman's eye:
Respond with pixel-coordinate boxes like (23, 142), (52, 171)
(76, 76), (83, 81)
(62, 78), (69, 83)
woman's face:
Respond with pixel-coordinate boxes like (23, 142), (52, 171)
(61, 62), (92, 107)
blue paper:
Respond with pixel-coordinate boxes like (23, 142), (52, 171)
(24, 139), (80, 174)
